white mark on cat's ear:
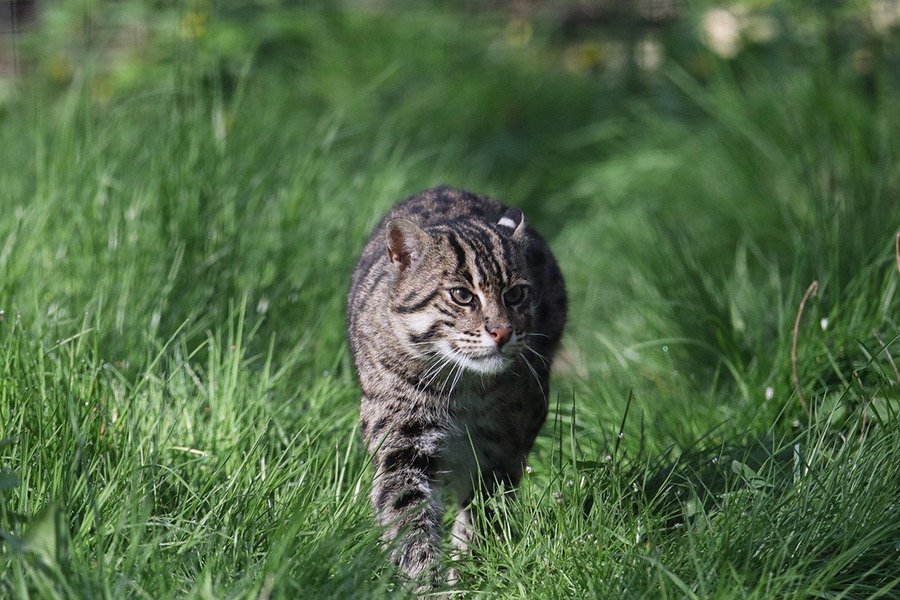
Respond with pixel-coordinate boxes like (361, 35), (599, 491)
(498, 208), (526, 237)
(387, 218), (429, 272)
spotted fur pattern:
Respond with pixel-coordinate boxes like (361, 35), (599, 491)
(347, 186), (567, 584)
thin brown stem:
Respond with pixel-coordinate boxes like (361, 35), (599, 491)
(895, 231), (899, 275)
(874, 333), (900, 384)
(791, 280), (819, 417)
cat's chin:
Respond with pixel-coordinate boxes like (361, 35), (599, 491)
(450, 352), (511, 375)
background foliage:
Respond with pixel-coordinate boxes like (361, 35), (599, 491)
(1, 1), (899, 597)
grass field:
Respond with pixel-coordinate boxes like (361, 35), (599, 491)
(1, 3), (899, 598)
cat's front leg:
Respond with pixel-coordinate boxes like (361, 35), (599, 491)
(447, 503), (473, 586)
(371, 435), (443, 583)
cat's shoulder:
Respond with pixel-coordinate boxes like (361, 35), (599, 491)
(386, 186), (506, 228)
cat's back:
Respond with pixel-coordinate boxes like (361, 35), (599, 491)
(356, 186), (505, 268)
(383, 185), (506, 228)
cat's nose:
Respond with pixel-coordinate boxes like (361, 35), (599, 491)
(487, 325), (513, 347)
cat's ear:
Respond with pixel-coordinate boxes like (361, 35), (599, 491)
(386, 219), (430, 272)
(497, 208), (526, 238)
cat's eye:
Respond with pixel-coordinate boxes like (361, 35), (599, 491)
(449, 287), (475, 306)
(504, 285), (527, 306)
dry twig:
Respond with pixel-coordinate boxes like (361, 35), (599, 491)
(895, 231), (899, 275)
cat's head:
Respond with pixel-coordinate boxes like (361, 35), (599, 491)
(384, 209), (536, 375)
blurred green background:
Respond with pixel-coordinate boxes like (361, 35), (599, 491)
(1, 1), (899, 598)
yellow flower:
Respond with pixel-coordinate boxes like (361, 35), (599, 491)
(565, 42), (605, 73)
(504, 18), (533, 48)
(180, 9), (208, 40)
(47, 53), (72, 82)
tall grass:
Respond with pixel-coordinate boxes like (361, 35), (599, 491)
(1, 3), (898, 598)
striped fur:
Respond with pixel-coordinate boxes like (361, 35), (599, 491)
(347, 186), (567, 585)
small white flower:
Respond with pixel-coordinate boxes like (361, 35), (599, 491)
(636, 36), (663, 72)
(702, 8), (742, 58)
(765, 386), (775, 400)
(820, 317), (829, 331)
(871, 0), (900, 34)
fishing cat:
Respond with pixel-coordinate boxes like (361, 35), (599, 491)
(347, 186), (566, 583)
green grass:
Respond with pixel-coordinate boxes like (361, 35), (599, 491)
(1, 3), (899, 598)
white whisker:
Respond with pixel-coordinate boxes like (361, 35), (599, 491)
(419, 353), (454, 394)
(520, 355), (546, 404)
(523, 345), (550, 367)
(448, 365), (464, 399)
(438, 359), (461, 399)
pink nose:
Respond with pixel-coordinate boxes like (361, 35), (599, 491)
(487, 325), (513, 347)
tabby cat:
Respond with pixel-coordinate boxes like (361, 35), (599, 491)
(347, 186), (567, 583)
